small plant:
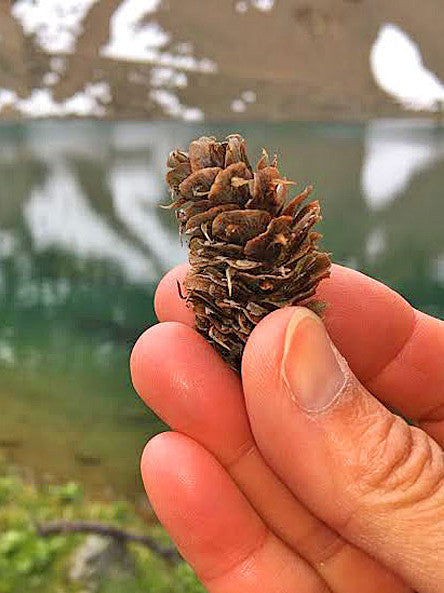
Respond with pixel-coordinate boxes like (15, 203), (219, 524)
(0, 462), (204, 593)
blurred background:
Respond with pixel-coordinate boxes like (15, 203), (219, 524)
(0, 1), (443, 592)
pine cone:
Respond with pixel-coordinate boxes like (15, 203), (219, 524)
(165, 134), (331, 372)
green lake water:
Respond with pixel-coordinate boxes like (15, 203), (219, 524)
(0, 120), (443, 503)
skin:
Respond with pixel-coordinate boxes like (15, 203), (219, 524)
(130, 263), (444, 593)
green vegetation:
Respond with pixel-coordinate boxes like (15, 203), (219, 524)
(0, 459), (205, 593)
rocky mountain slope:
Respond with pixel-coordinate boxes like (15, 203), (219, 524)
(0, 0), (443, 120)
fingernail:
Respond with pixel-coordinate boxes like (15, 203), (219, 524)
(282, 308), (347, 413)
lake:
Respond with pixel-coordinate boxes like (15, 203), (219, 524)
(0, 120), (443, 504)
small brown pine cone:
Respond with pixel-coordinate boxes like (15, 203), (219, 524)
(165, 134), (332, 372)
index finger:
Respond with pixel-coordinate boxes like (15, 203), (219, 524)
(154, 262), (444, 440)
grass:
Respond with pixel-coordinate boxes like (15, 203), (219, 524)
(0, 458), (205, 593)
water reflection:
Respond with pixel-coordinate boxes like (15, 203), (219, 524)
(0, 120), (443, 501)
(1, 122), (189, 282)
(362, 119), (444, 208)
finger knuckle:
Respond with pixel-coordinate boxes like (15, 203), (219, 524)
(353, 414), (444, 510)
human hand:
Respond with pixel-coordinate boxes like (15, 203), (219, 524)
(131, 263), (444, 593)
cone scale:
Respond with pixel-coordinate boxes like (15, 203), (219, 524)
(166, 134), (332, 372)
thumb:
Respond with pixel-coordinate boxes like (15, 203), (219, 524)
(242, 307), (444, 593)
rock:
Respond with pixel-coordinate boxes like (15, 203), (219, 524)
(69, 535), (135, 592)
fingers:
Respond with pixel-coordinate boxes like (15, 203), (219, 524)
(243, 307), (444, 593)
(141, 432), (328, 593)
(131, 322), (410, 593)
(131, 321), (250, 468)
(154, 262), (194, 326)
(320, 267), (444, 445)
(131, 321), (338, 554)
(154, 263), (444, 438)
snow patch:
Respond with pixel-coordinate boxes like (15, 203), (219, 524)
(86, 81), (112, 104)
(231, 89), (257, 113)
(235, 0), (275, 13)
(235, 1), (249, 13)
(43, 72), (60, 86)
(156, 55), (216, 73)
(252, 0), (276, 11)
(242, 90), (257, 103)
(151, 67), (188, 89)
(371, 23), (444, 111)
(101, 0), (168, 62)
(11, 0), (99, 53)
(0, 84), (111, 118)
(0, 89), (16, 111)
(231, 99), (247, 113)
(150, 89), (204, 121)
(101, 0), (217, 73)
